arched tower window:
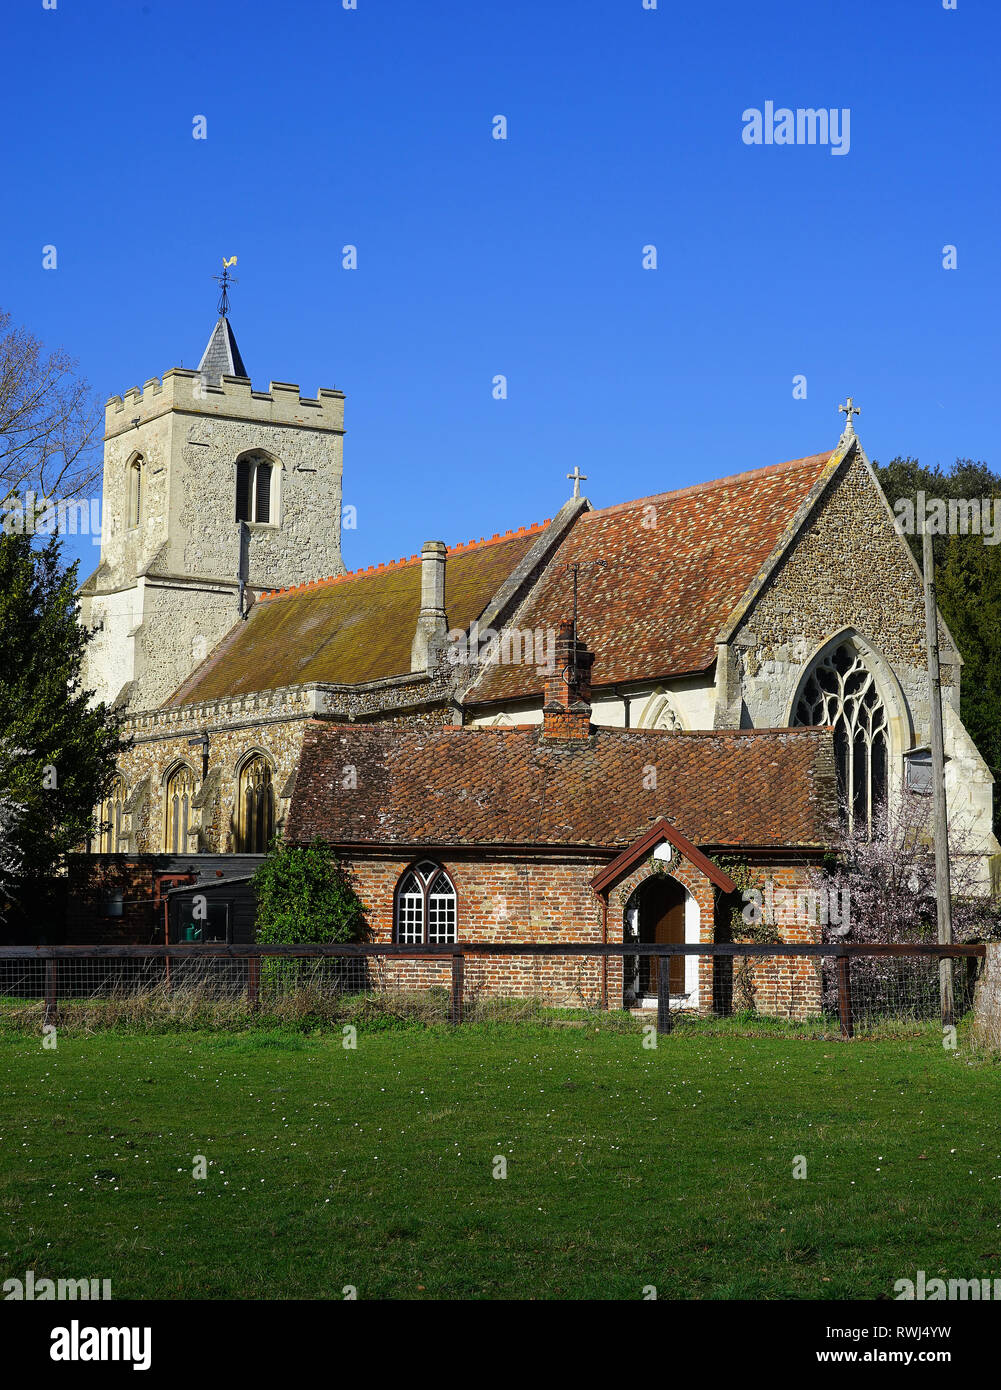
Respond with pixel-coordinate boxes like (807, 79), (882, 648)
(237, 755), (275, 853)
(235, 453), (274, 525)
(164, 764), (197, 854)
(127, 456), (143, 529)
(793, 640), (889, 838)
(394, 861), (457, 944)
(96, 777), (126, 853)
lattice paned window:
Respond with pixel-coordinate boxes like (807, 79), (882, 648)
(164, 764), (197, 854)
(794, 641), (889, 837)
(237, 755), (274, 853)
(394, 861), (457, 944)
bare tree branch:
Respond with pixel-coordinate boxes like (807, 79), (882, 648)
(0, 308), (102, 504)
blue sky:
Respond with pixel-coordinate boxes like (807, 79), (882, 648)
(3, 0), (998, 579)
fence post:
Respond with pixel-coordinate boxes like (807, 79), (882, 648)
(836, 953), (854, 1039)
(657, 958), (672, 1035)
(43, 959), (58, 1028)
(451, 952), (464, 1025)
(247, 955), (260, 1012)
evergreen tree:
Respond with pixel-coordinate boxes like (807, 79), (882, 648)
(874, 456), (1001, 833)
(0, 526), (126, 914)
(252, 837), (365, 945)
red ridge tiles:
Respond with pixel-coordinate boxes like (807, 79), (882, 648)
(258, 520), (550, 603)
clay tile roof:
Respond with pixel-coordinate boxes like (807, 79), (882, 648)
(467, 452), (834, 706)
(168, 524), (549, 704)
(287, 723), (838, 851)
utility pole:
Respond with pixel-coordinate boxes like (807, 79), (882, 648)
(921, 512), (954, 1028)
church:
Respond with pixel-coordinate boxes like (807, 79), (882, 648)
(70, 302), (999, 1014)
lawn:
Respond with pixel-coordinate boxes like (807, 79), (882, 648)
(0, 1022), (998, 1300)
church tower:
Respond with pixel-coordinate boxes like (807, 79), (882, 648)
(78, 304), (346, 711)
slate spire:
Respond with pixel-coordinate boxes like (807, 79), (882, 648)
(198, 257), (247, 385)
(197, 316), (248, 386)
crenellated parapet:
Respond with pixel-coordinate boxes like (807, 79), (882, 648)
(105, 370), (345, 440)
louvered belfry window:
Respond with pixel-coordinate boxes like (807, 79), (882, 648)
(235, 454), (273, 524)
(394, 861), (457, 943)
(127, 457), (142, 528)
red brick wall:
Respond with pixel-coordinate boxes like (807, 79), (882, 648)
(64, 848), (825, 1019)
(65, 857), (165, 945)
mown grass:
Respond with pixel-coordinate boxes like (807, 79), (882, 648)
(0, 1017), (999, 1300)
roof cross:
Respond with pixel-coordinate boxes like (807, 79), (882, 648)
(838, 396), (860, 437)
(567, 465), (587, 499)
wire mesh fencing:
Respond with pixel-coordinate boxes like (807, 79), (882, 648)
(0, 943), (986, 1037)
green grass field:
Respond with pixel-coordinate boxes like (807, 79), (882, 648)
(1, 1022), (998, 1300)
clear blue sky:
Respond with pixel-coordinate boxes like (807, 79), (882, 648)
(3, 0), (999, 580)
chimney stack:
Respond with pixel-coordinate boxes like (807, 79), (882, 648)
(411, 541), (449, 671)
(542, 620), (594, 740)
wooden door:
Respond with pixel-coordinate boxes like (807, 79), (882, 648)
(647, 881), (687, 995)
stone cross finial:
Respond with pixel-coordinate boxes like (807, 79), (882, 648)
(838, 396), (860, 436)
(567, 466), (587, 499)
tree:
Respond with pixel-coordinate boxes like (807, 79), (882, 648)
(252, 837), (365, 945)
(0, 528), (126, 911)
(810, 792), (1000, 1018)
(0, 797), (24, 924)
(0, 308), (102, 503)
(874, 456), (1001, 834)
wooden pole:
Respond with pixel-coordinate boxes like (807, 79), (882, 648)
(450, 952), (464, 1025)
(656, 960), (672, 1035)
(43, 959), (58, 1029)
(247, 955), (260, 1012)
(836, 953), (854, 1039)
(922, 521), (955, 1029)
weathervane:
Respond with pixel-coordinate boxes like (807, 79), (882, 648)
(838, 396), (860, 438)
(212, 255), (239, 317)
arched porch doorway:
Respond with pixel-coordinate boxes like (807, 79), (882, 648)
(623, 875), (700, 1008)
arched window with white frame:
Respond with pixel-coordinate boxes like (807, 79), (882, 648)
(793, 638), (889, 838)
(235, 452), (275, 525)
(394, 861), (457, 944)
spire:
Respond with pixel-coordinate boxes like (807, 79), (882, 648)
(197, 316), (248, 386)
(197, 256), (247, 386)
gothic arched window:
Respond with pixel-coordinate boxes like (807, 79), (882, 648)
(237, 755), (274, 853)
(97, 777), (126, 853)
(793, 640), (889, 838)
(394, 861), (457, 944)
(164, 764), (197, 854)
(127, 456), (143, 529)
(235, 454), (274, 525)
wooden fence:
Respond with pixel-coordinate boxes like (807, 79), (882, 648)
(0, 941), (985, 1037)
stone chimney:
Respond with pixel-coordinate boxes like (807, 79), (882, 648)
(410, 541), (449, 671)
(542, 620), (594, 740)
